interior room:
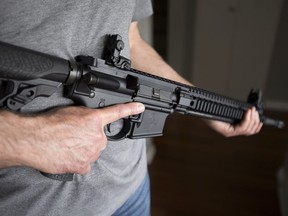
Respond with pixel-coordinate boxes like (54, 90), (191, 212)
(140, 0), (288, 215)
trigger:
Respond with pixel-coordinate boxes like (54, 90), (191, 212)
(130, 113), (144, 125)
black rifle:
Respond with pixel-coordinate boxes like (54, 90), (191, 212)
(0, 35), (284, 181)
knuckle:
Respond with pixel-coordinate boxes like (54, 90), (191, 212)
(79, 166), (90, 175)
(87, 134), (107, 159)
(100, 142), (107, 151)
(76, 161), (90, 174)
(94, 131), (107, 144)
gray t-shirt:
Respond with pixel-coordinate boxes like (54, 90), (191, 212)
(0, 1), (153, 215)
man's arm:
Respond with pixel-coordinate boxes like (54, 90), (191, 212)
(129, 22), (262, 137)
(0, 103), (145, 173)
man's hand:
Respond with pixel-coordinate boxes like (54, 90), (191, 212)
(0, 103), (145, 175)
(204, 107), (263, 137)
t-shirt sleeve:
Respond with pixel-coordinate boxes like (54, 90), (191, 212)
(132, 0), (153, 21)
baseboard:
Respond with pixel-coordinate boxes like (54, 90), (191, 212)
(265, 100), (288, 111)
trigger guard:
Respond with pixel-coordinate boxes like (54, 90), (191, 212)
(106, 118), (132, 141)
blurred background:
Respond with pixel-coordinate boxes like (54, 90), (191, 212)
(139, 0), (288, 215)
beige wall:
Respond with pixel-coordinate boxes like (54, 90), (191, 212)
(168, 0), (287, 110)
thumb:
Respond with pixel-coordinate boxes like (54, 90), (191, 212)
(100, 102), (145, 126)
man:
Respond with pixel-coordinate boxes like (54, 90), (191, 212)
(0, 0), (262, 215)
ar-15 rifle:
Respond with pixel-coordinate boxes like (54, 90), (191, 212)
(0, 35), (284, 181)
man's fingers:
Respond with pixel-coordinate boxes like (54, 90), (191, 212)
(236, 107), (262, 136)
(256, 122), (263, 133)
(236, 108), (252, 132)
(246, 107), (257, 133)
(100, 102), (145, 126)
(251, 107), (263, 134)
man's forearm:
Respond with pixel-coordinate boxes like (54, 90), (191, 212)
(0, 111), (26, 168)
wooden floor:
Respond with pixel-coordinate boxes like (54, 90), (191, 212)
(149, 111), (288, 216)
